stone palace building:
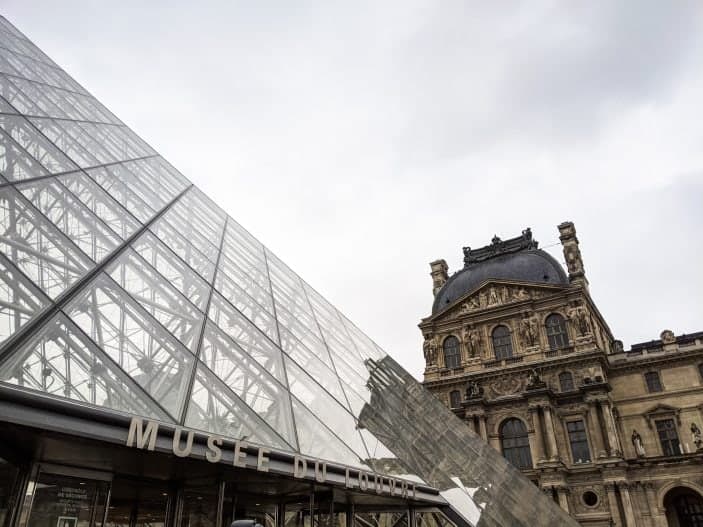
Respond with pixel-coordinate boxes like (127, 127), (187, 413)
(420, 222), (703, 527)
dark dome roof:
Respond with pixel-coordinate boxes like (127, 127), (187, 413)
(432, 249), (568, 314)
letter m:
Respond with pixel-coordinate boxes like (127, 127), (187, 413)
(126, 417), (159, 451)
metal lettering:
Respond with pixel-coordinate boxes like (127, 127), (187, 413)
(233, 441), (248, 468)
(257, 448), (270, 472)
(206, 435), (223, 463)
(358, 472), (369, 491)
(411, 484), (417, 499)
(172, 427), (194, 458)
(400, 480), (408, 499)
(293, 456), (307, 478)
(126, 417), (158, 451)
(314, 461), (327, 483)
(375, 475), (383, 494)
(388, 478), (397, 495)
(345, 468), (354, 488)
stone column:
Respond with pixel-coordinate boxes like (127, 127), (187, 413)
(605, 483), (623, 527)
(587, 402), (606, 458)
(600, 400), (622, 457)
(542, 405), (560, 461)
(644, 483), (664, 527)
(556, 486), (570, 513)
(529, 406), (545, 463)
(617, 482), (636, 527)
(478, 415), (488, 442)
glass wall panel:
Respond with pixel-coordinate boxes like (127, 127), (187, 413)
(0, 126), (49, 181)
(0, 186), (93, 298)
(184, 363), (293, 451)
(0, 312), (169, 420)
(149, 217), (215, 284)
(0, 252), (49, 346)
(181, 486), (218, 527)
(0, 457), (20, 527)
(106, 249), (204, 352)
(66, 273), (194, 420)
(0, 114), (77, 173)
(104, 479), (170, 527)
(18, 178), (121, 262)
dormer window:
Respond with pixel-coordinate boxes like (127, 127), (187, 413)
(492, 326), (513, 359)
(443, 336), (461, 369)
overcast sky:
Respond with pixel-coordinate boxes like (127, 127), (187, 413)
(5, 2), (702, 379)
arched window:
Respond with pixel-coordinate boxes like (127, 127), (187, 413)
(559, 371), (574, 392)
(500, 418), (532, 469)
(492, 326), (513, 359)
(449, 390), (462, 409)
(545, 313), (569, 350)
(443, 336), (460, 369)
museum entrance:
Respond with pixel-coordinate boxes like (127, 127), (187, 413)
(664, 487), (703, 527)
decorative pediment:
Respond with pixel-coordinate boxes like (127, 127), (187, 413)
(643, 403), (681, 428)
(434, 280), (566, 322)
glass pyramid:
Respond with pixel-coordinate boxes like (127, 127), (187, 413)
(0, 16), (577, 527)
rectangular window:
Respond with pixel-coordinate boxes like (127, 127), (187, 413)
(645, 371), (663, 393)
(449, 390), (462, 409)
(567, 420), (591, 463)
(656, 419), (681, 456)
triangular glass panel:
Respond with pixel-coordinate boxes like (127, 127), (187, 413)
(0, 252), (49, 346)
(106, 248), (205, 352)
(157, 194), (220, 265)
(29, 117), (108, 166)
(199, 321), (296, 448)
(0, 186), (94, 298)
(207, 290), (285, 384)
(0, 124), (49, 181)
(130, 230), (210, 312)
(1, 75), (45, 116)
(65, 272), (195, 420)
(283, 356), (369, 461)
(185, 362), (293, 451)
(58, 171), (140, 239)
(0, 114), (77, 173)
(0, 311), (170, 420)
(17, 177), (121, 262)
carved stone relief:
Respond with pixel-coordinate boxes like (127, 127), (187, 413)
(489, 375), (526, 397)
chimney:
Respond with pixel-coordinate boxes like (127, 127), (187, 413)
(558, 221), (588, 289)
(430, 259), (449, 296)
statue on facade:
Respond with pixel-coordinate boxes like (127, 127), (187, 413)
(463, 326), (481, 357)
(631, 430), (645, 457)
(691, 423), (703, 451)
(423, 335), (437, 366)
(488, 286), (499, 306)
(466, 380), (483, 399)
(567, 305), (592, 336)
(513, 287), (530, 301)
(519, 314), (539, 347)
(526, 368), (544, 389)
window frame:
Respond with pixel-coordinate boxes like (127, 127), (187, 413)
(442, 335), (461, 369)
(655, 418), (682, 456)
(566, 419), (591, 463)
(500, 418), (533, 470)
(545, 313), (569, 350)
(449, 389), (462, 409)
(644, 371), (663, 393)
(492, 325), (514, 360)
(558, 371), (575, 392)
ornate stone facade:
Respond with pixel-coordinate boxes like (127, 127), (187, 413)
(420, 222), (703, 527)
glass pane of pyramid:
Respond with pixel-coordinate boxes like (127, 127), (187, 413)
(0, 185), (93, 298)
(0, 252), (49, 345)
(0, 312), (169, 420)
(0, 18), (579, 527)
(65, 273), (195, 420)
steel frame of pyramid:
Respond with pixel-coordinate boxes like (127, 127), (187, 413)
(0, 15), (578, 527)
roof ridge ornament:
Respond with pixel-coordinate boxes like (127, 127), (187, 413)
(462, 227), (538, 267)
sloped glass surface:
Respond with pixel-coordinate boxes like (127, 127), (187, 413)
(0, 252), (49, 345)
(185, 362), (293, 451)
(158, 196), (220, 265)
(58, 171), (140, 240)
(131, 230), (210, 312)
(18, 176), (121, 262)
(207, 291), (285, 384)
(65, 273), (194, 420)
(0, 312), (169, 419)
(106, 248), (204, 352)
(0, 113), (77, 173)
(0, 125), (49, 181)
(0, 186), (93, 298)
(199, 320), (296, 447)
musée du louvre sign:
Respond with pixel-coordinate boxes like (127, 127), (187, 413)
(125, 417), (420, 499)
